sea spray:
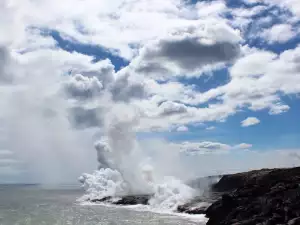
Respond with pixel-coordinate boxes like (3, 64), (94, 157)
(78, 101), (197, 211)
(78, 168), (196, 211)
(78, 168), (128, 201)
(149, 177), (196, 211)
(79, 137), (197, 210)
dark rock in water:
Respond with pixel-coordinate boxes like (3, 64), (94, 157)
(89, 194), (152, 205)
(206, 167), (300, 225)
(90, 196), (112, 203)
(114, 195), (151, 205)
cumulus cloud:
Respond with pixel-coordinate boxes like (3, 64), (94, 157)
(1, 0), (300, 184)
(269, 103), (290, 115)
(196, 0), (227, 18)
(140, 39), (239, 74)
(244, 0), (300, 17)
(230, 50), (277, 78)
(110, 73), (147, 102)
(241, 117), (261, 127)
(157, 101), (188, 117)
(132, 20), (242, 79)
(73, 59), (115, 88)
(18, 0), (225, 60)
(261, 24), (297, 43)
(231, 5), (268, 18)
(64, 74), (103, 100)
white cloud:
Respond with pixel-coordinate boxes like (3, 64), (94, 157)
(12, 0), (234, 60)
(269, 103), (290, 115)
(261, 24), (297, 43)
(196, 0), (227, 18)
(5, 0), (296, 134)
(176, 141), (231, 155)
(173, 140), (253, 155)
(234, 143), (253, 149)
(64, 74), (103, 100)
(242, 0), (300, 17)
(206, 126), (216, 130)
(231, 5), (267, 18)
(110, 73), (147, 102)
(176, 126), (189, 132)
(131, 20), (242, 79)
(230, 50), (277, 78)
(157, 101), (188, 116)
(1, 0), (300, 184)
(241, 117), (261, 127)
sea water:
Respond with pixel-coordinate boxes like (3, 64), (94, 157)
(0, 185), (206, 225)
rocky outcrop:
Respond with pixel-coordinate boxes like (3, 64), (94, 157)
(114, 195), (151, 205)
(90, 194), (152, 205)
(206, 167), (300, 225)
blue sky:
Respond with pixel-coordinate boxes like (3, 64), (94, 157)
(45, 1), (300, 151)
(1, 0), (300, 183)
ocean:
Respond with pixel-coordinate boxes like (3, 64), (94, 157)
(0, 185), (205, 225)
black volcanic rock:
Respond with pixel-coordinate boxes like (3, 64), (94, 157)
(206, 167), (300, 225)
(114, 195), (151, 205)
(89, 194), (152, 205)
(90, 196), (112, 203)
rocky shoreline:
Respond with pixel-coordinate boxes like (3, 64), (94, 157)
(87, 167), (300, 225)
(206, 167), (300, 225)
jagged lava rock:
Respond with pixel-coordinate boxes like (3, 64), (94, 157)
(90, 194), (152, 205)
(114, 195), (151, 205)
(206, 167), (300, 225)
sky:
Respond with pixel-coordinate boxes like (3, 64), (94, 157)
(1, 0), (300, 183)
